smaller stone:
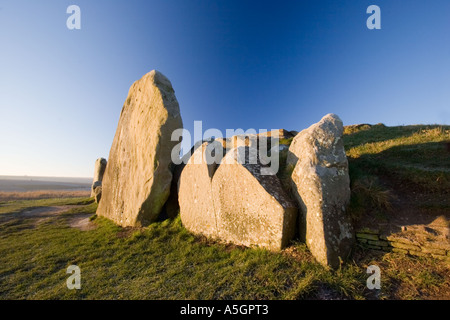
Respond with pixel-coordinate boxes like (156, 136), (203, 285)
(392, 248), (408, 254)
(212, 146), (298, 251)
(366, 245), (381, 250)
(93, 186), (102, 203)
(288, 114), (354, 269)
(179, 141), (222, 239)
(421, 247), (446, 256)
(90, 158), (107, 197)
(424, 241), (449, 250)
(390, 242), (421, 251)
(385, 236), (416, 245)
(409, 250), (428, 257)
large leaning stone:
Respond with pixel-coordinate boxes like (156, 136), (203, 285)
(212, 147), (297, 251)
(288, 114), (354, 268)
(97, 70), (183, 227)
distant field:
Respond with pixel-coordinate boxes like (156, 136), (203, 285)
(0, 190), (91, 201)
(0, 176), (91, 192)
(0, 176), (91, 201)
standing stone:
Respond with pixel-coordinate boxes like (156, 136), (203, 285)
(212, 147), (297, 251)
(215, 137), (230, 149)
(90, 158), (107, 198)
(97, 70), (183, 227)
(287, 114), (354, 268)
(93, 186), (102, 203)
(178, 141), (224, 238)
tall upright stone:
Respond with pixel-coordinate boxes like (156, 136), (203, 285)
(97, 70), (183, 227)
(288, 114), (354, 268)
(91, 158), (107, 198)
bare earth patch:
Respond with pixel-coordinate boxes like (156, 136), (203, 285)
(68, 213), (97, 231)
(0, 205), (97, 231)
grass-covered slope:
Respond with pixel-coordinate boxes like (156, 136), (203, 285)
(344, 124), (450, 225)
(345, 124), (449, 194)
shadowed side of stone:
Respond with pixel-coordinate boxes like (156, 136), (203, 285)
(288, 114), (354, 268)
(97, 70), (183, 227)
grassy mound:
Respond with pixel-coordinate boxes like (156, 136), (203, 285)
(0, 124), (449, 300)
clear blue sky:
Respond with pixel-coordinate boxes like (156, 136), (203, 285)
(1, 0), (449, 177)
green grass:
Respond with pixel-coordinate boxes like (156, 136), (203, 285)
(0, 197), (448, 299)
(0, 198), (362, 299)
(0, 197), (94, 215)
(343, 124), (450, 223)
(279, 137), (294, 145)
(344, 124), (450, 194)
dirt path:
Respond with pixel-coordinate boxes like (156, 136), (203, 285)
(0, 205), (97, 231)
(67, 213), (97, 231)
(356, 174), (450, 253)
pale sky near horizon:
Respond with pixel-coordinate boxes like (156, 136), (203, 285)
(1, 0), (449, 177)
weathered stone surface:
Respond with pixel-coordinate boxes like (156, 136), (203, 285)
(91, 180), (102, 192)
(257, 129), (295, 140)
(93, 158), (107, 183)
(178, 143), (297, 251)
(409, 250), (428, 257)
(211, 147), (297, 251)
(392, 248), (408, 254)
(178, 141), (224, 238)
(287, 114), (354, 268)
(97, 70), (183, 227)
(215, 137), (231, 149)
(384, 235), (418, 245)
(390, 242), (421, 251)
(368, 240), (389, 247)
(215, 129), (292, 151)
(231, 134), (258, 149)
(93, 186), (102, 203)
(90, 158), (107, 197)
(421, 247), (446, 255)
(279, 144), (289, 151)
